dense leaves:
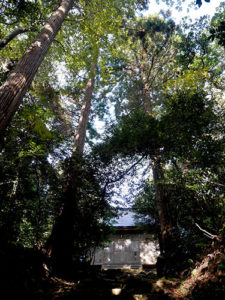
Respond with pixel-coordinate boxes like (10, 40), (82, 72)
(92, 11), (225, 274)
(0, 0), (224, 284)
(0, 95), (61, 248)
(95, 90), (215, 161)
(209, 2), (225, 47)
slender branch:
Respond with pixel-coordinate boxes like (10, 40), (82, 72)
(1, 20), (19, 26)
(0, 28), (30, 49)
(206, 181), (225, 188)
(53, 38), (66, 51)
(65, 18), (86, 22)
(195, 222), (219, 240)
(103, 156), (144, 197)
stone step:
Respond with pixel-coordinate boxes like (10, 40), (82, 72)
(102, 264), (141, 270)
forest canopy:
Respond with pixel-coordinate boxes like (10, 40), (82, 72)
(0, 0), (225, 284)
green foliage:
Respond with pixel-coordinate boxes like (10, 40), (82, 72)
(95, 85), (225, 260)
(96, 90), (215, 163)
(0, 0), (59, 26)
(0, 0), (224, 278)
(132, 181), (159, 232)
(209, 2), (225, 47)
(58, 154), (115, 262)
(94, 111), (161, 165)
(0, 94), (61, 248)
(160, 90), (215, 159)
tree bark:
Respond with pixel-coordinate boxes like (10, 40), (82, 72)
(45, 165), (80, 274)
(0, 0), (73, 136)
(139, 49), (153, 114)
(151, 154), (173, 254)
(140, 56), (173, 255)
(45, 62), (97, 274)
(73, 62), (96, 154)
(140, 59), (152, 114)
(0, 28), (29, 49)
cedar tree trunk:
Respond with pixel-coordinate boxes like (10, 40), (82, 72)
(140, 52), (152, 114)
(45, 62), (96, 274)
(73, 62), (96, 154)
(151, 154), (173, 254)
(0, 0), (73, 136)
(140, 57), (173, 255)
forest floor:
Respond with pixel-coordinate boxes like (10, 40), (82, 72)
(1, 243), (225, 300)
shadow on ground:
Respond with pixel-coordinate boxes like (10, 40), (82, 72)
(47, 269), (170, 300)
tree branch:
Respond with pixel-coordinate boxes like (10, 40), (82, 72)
(0, 28), (29, 49)
(195, 222), (219, 240)
(1, 20), (19, 26)
(53, 38), (66, 52)
(102, 156), (144, 197)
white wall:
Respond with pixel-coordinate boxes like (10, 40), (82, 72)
(92, 232), (159, 269)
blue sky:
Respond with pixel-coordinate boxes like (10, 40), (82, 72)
(144, 0), (224, 22)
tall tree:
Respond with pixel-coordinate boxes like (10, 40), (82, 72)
(94, 13), (224, 272)
(0, 0), (73, 136)
(44, 0), (148, 274)
(136, 16), (177, 255)
(119, 15), (179, 255)
(45, 60), (98, 273)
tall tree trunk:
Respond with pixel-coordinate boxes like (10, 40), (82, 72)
(151, 153), (173, 255)
(73, 62), (96, 154)
(45, 62), (97, 274)
(140, 57), (173, 256)
(45, 166), (81, 274)
(0, 0), (73, 136)
(140, 55), (152, 114)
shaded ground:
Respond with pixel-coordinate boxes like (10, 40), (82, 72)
(45, 269), (168, 300)
(166, 243), (225, 299)
(0, 243), (225, 299)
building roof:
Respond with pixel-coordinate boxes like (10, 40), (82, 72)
(113, 211), (136, 227)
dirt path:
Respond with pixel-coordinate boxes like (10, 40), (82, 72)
(1, 244), (225, 299)
(45, 269), (171, 300)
